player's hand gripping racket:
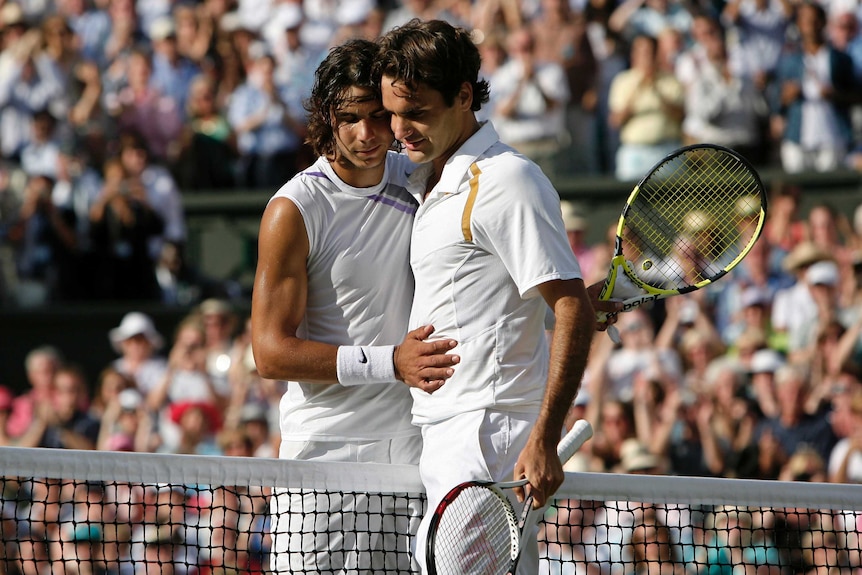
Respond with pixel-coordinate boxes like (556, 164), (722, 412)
(425, 419), (593, 575)
(598, 144), (767, 342)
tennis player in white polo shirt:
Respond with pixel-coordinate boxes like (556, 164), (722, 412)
(377, 19), (619, 574)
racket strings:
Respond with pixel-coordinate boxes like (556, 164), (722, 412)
(431, 486), (518, 575)
(623, 149), (764, 290)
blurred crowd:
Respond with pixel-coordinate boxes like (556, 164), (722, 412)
(2, 0), (862, 306)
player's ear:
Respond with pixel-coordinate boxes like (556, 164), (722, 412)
(457, 81), (473, 111)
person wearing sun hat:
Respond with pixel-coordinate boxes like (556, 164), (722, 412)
(109, 312), (168, 395)
(771, 241), (835, 356)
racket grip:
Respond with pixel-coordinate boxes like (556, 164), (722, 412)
(557, 419), (593, 463)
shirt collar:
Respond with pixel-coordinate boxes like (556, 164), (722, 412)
(431, 121), (499, 197)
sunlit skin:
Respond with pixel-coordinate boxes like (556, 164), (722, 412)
(331, 86), (394, 188)
(380, 76), (479, 194)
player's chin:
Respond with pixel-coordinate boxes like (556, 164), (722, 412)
(402, 147), (430, 164)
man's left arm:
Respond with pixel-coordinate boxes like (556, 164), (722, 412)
(514, 277), (596, 508)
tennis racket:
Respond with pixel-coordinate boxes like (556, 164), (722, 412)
(598, 144), (767, 341)
(425, 419), (594, 575)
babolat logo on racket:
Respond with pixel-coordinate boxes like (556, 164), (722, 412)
(622, 294), (659, 311)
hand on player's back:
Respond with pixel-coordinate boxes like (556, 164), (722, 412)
(394, 325), (459, 393)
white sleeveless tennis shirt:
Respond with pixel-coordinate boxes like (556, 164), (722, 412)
(272, 153), (423, 441)
(409, 122), (583, 425)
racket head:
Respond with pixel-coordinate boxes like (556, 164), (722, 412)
(600, 144), (767, 307)
(426, 481), (520, 575)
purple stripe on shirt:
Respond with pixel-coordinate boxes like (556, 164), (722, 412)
(369, 192), (418, 215)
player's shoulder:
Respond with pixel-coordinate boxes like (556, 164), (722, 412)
(474, 143), (555, 197)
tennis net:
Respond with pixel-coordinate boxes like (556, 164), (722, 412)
(1, 447), (861, 575)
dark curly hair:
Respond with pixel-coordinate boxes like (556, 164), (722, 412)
(304, 38), (382, 160)
(373, 19), (490, 112)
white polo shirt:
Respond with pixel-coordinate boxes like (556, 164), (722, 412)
(409, 122), (582, 425)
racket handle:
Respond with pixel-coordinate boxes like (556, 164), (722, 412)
(557, 419), (593, 463)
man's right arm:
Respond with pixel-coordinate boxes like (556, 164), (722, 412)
(250, 197), (458, 391)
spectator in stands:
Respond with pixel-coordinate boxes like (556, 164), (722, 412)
(762, 182), (805, 262)
(771, 1), (859, 174)
(589, 27), (627, 175)
(88, 156), (164, 301)
(779, 444), (828, 482)
(96, 386), (154, 452)
(590, 399), (638, 472)
(712, 234), (792, 348)
(115, 130), (187, 263)
(530, 0), (600, 176)
(268, 4), (320, 121)
(0, 13), (65, 164)
(560, 201), (602, 284)
(16, 364), (100, 449)
(155, 239), (223, 306)
(675, 13), (726, 95)
(164, 399), (222, 454)
(681, 17), (768, 166)
(590, 307), (684, 403)
(655, 295), (724, 364)
(788, 260), (847, 362)
(138, 524), (182, 575)
(89, 365), (136, 421)
(630, 510), (686, 575)
(106, 47), (184, 168)
(56, 524), (105, 575)
(38, 13), (79, 111)
(198, 297), (239, 390)
(490, 25), (570, 177)
(608, 0), (693, 42)
(827, 389), (862, 483)
(827, 10), (862, 83)
(755, 363), (838, 467)
(172, 2), (213, 66)
(721, 0), (792, 93)
(147, 314), (229, 452)
(51, 140), (107, 298)
(712, 506), (783, 574)
(57, 0), (111, 67)
(608, 34), (685, 181)
(149, 15), (201, 121)
(706, 359), (761, 477)
(227, 44), (306, 189)
(20, 108), (61, 180)
(748, 347), (786, 420)
(7, 173), (78, 306)
(771, 241), (834, 356)
(100, 0), (145, 89)
(66, 59), (114, 172)
(663, 384), (726, 477)
(217, 425), (255, 457)
(108, 311), (168, 395)
(804, 203), (857, 305)
(176, 74), (237, 190)
(241, 402), (277, 457)
(7, 345), (62, 439)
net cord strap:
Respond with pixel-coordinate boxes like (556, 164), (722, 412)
(2, 447), (860, 510)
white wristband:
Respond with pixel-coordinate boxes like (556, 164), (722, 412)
(336, 345), (397, 386)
